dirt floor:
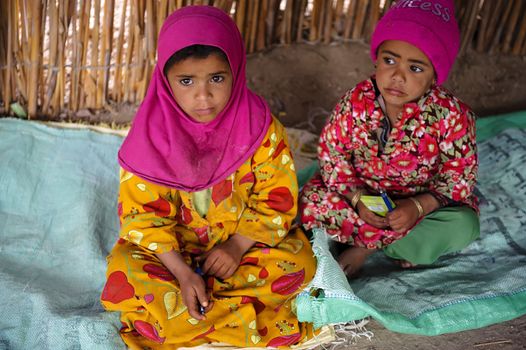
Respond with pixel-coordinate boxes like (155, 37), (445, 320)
(348, 317), (526, 350)
(63, 42), (526, 349)
(91, 41), (526, 131)
(245, 42), (526, 136)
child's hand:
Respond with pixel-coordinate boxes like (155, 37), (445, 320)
(178, 270), (211, 320)
(198, 234), (255, 280)
(386, 199), (420, 232)
(356, 201), (389, 229)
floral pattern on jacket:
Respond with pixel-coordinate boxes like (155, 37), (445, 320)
(300, 77), (478, 248)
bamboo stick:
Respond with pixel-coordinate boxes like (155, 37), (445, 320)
(256, 0), (267, 51)
(157, 0), (168, 34)
(11, 0), (18, 103)
(512, 8), (526, 55)
(244, 0), (254, 50)
(483, 1), (504, 51)
(27, 0), (43, 118)
(39, 0), (48, 115)
(139, 0), (155, 98)
(225, 0), (234, 13)
(169, 1), (178, 14)
(235, 0), (246, 38)
(343, 0), (357, 40)
(18, 0), (30, 104)
(86, 0), (100, 108)
(135, 0), (147, 103)
(114, 0), (128, 102)
(333, 0), (344, 36)
(279, 0), (291, 45)
(73, 0), (89, 111)
(382, 0), (393, 15)
(322, 0), (333, 44)
(128, 0), (140, 102)
(53, 0), (68, 115)
(248, 0), (259, 52)
(296, 0), (306, 42)
(3, 0), (12, 112)
(123, 2), (135, 103)
(69, 0), (79, 111)
(266, 0), (279, 46)
(459, 0), (480, 56)
(317, 0), (326, 41)
(475, 0), (492, 52)
(489, 0), (514, 54)
(81, 0), (93, 109)
(7, 0), (16, 111)
(51, 0), (67, 115)
(213, 0), (223, 10)
(352, 0), (369, 40)
(0, 1), (6, 113)
(12, 1), (25, 105)
(100, 0), (115, 107)
(43, 0), (58, 114)
(309, 0), (321, 42)
(367, 0), (380, 38)
(0, 3), (4, 114)
(502, 0), (522, 54)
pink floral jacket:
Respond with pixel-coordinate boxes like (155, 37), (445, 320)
(319, 77), (478, 211)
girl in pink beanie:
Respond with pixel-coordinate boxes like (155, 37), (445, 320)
(300, 0), (479, 276)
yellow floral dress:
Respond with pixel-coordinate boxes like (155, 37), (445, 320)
(101, 118), (317, 349)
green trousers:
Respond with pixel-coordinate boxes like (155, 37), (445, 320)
(383, 206), (480, 265)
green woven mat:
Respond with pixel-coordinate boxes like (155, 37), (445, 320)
(296, 111), (526, 335)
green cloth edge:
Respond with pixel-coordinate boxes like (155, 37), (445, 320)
(298, 290), (526, 335)
(475, 110), (526, 143)
(296, 107), (526, 335)
(297, 226), (526, 335)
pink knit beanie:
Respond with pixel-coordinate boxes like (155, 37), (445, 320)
(370, 0), (460, 85)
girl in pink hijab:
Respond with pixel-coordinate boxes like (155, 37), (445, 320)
(101, 6), (317, 349)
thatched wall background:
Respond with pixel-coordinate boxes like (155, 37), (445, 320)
(0, 0), (525, 119)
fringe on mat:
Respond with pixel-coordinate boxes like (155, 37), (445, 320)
(303, 318), (373, 350)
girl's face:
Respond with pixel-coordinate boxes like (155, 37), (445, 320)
(166, 53), (233, 123)
(375, 40), (435, 115)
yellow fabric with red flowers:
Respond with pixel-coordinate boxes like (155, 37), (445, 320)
(101, 117), (317, 349)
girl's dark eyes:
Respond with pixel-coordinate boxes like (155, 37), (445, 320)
(211, 75), (224, 83)
(381, 56), (424, 73)
(179, 78), (192, 86)
(178, 75), (225, 86)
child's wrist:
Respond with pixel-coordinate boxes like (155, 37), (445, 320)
(350, 188), (366, 209)
(230, 233), (255, 254)
(408, 197), (424, 218)
(156, 250), (193, 280)
(171, 263), (194, 281)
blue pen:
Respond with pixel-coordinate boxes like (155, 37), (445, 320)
(380, 190), (394, 212)
(194, 266), (206, 315)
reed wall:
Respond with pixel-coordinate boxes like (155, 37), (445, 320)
(0, 0), (525, 119)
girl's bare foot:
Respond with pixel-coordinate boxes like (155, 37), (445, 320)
(338, 247), (375, 277)
(392, 259), (417, 268)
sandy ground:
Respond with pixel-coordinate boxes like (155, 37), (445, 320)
(245, 42), (526, 136)
(54, 42), (526, 348)
(348, 316), (526, 350)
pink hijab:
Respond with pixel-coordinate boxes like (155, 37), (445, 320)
(118, 6), (271, 191)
